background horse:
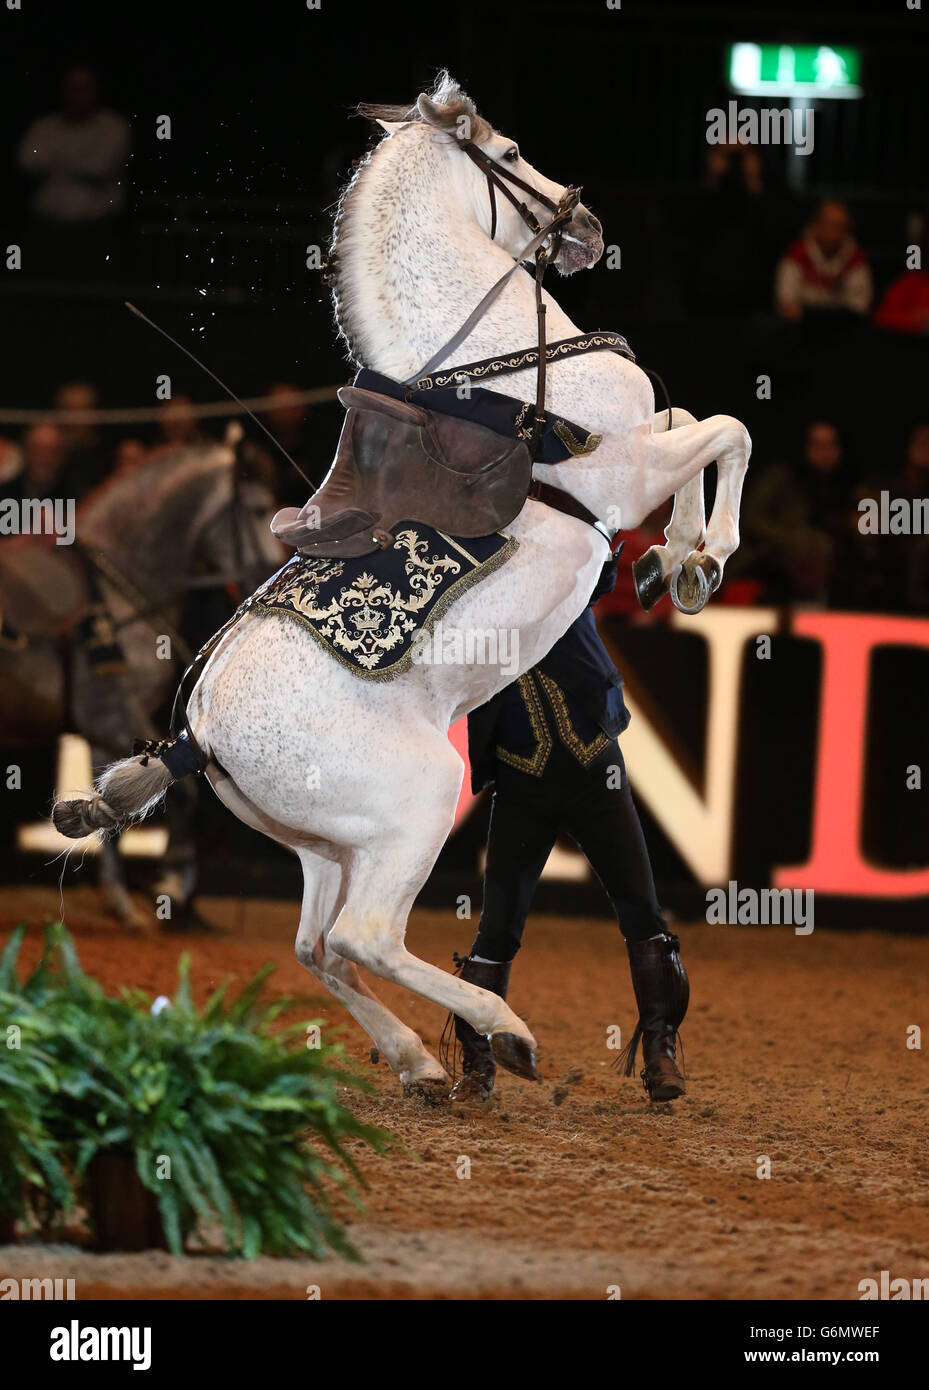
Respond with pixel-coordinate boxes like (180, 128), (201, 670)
(2, 440), (281, 926)
(55, 74), (750, 1087)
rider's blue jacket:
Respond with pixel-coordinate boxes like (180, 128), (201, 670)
(466, 554), (630, 792)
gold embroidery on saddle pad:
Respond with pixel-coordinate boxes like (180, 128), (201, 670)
(251, 526), (518, 681)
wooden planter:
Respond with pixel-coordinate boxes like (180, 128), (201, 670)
(86, 1152), (173, 1252)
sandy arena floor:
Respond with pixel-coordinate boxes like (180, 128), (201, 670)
(1, 886), (927, 1300)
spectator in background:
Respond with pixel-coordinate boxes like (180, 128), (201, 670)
(0, 438), (23, 487)
(17, 423), (67, 499)
(155, 396), (205, 449)
(775, 201), (872, 321)
(53, 380), (107, 499)
(890, 423), (929, 612)
(895, 422), (929, 498)
(738, 420), (853, 603)
(112, 438), (149, 477)
(685, 143), (785, 315)
(17, 67), (131, 276)
(263, 381), (330, 506)
(18, 67), (130, 225)
(874, 254), (929, 336)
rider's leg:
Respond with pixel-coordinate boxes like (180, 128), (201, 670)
(562, 742), (689, 1101)
(450, 780), (559, 1103)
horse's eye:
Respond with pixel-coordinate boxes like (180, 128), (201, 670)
(503, 147), (518, 162)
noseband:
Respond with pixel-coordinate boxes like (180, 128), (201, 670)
(408, 139), (583, 465)
(459, 139), (581, 249)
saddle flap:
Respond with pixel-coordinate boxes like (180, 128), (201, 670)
(424, 410), (529, 478)
(275, 382), (534, 557)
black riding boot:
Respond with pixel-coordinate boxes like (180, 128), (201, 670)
(623, 933), (689, 1101)
(448, 958), (511, 1104)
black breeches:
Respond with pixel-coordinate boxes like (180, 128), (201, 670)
(471, 740), (665, 962)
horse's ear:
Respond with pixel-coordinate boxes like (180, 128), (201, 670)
(376, 118), (406, 135)
(416, 93), (447, 127)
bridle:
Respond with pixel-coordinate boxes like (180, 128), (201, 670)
(406, 138), (606, 534)
(459, 139), (580, 248)
(407, 138), (582, 470)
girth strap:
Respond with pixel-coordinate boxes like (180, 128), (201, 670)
(529, 479), (607, 538)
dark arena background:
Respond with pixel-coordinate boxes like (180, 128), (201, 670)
(1, 0), (927, 1355)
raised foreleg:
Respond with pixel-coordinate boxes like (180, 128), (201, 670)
(631, 414), (751, 614)
(633, 408), (708, 612)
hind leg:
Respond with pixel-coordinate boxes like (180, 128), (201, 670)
(326, 739), (538, 1080)
(97, 834), (148, 930)
(294, 846), (447, 1088)
(207, 766), (444, 1087)
(153, 775), (203, 926)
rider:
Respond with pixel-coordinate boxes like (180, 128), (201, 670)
(450, 550), (689, 1104)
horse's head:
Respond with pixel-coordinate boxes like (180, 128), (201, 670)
(368, 72), (603, 276)
(192, 434), (284, 593)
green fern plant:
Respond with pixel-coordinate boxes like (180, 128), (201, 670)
(0, 922), (390, 1257)
(0, 1013), (73, 1231)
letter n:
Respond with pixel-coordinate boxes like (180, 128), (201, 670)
(775, 613), (929, 897)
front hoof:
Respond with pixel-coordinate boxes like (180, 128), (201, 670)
(699, 554), (722, 594)
(490, 1032), (539, 1081)
(670, 558), (710, 614)
(632, 546), (670, 611)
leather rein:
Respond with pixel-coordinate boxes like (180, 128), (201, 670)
(406, 140), (607, 539)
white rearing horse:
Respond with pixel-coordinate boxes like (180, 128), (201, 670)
(55, 74), (750, 1094)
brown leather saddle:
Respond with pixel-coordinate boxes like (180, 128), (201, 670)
(270, 385), (532, 558)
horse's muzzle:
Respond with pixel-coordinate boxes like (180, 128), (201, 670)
(555, 206), (603, 274)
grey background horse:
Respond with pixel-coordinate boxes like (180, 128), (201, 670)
(1, 441), (281, 926)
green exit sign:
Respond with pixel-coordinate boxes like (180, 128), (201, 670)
(728, 43), (862, 99)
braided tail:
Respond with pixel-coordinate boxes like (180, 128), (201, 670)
(52, 742), (182, 840)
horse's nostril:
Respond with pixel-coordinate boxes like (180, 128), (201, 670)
(574, 209), (601, 238)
